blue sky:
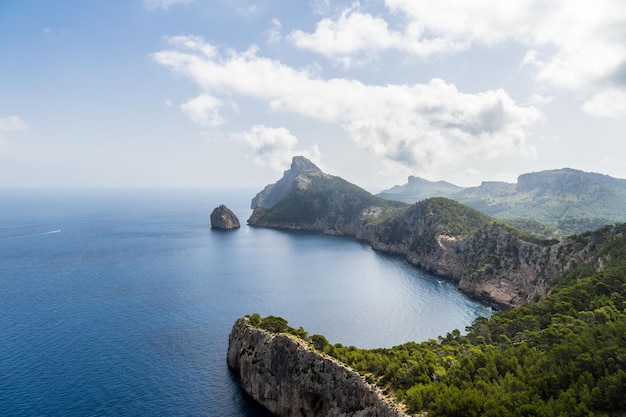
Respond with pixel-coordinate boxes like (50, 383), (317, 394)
(1, 0), (625, 190)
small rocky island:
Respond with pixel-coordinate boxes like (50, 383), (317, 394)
(210, 205), (240, 230)
(227, 316), (408, 417)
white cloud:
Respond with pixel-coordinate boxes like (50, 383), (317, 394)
(464, 168), (481, 179)
(291, 0), (626, 116)
(582, 89), (626, 119)
(266, 19), (282, 44)
(233, 125), (321, 172)
(289, 4), (467, 66)
(144, 0), (195, 10)
(180, 94), (224, 127)
(527, 94), (553, 107)
(0, 115), (28, 132)
(310, 0), (331, 15)
(235, 3), (260, 18)
(154, 36), (543, 171)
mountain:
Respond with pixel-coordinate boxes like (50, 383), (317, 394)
(241, 158), (626, 416)
(251, 156), (324, 209)
(377, 175), (463, 202)
(248, 157), (622, 308)
(377, 168), (626, 234)
(249, 156), (406, 233)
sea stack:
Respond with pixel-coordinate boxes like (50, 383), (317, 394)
(210, 205), (240, 230)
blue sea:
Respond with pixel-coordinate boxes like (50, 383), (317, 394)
(0, 188), (493, 416)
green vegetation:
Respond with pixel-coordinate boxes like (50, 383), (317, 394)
(244, 224), (626, 416)
(377, 197), (493, 249)
(378, 169), (626, 234)
(323, 257), (626, 416)
(416, 197), (492, 237)
(253, 176), (406, 227)
(245, 313), (318, 345)
(500, 217), (564, 241)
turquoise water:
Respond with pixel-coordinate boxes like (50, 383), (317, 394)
(0, 188), (492, 416)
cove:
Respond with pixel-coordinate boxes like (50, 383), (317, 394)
(0, 188), (492, 416)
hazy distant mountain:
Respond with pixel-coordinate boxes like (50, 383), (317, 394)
(378, 168), (626, 234)
(377, 175), (464, 202)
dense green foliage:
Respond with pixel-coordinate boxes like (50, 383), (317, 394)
(245, 224), (626, 416)
(377, 197), (493, 249)
(323, 263), (626, 416)
(246, 313), (312, 341)
(501, 217), (564, 241)
(416, 197), (493, 237)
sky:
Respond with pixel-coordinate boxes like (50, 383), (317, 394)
(1, 0), (625, 191)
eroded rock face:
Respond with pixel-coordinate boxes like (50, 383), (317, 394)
(245, 157), (618, 308)
(227, 318), (408, 417)
(210, 205), (240, 229)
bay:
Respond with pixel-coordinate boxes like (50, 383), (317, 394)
(0, 188), (492, 416)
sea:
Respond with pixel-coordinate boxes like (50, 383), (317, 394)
(0, 188), (493, 416)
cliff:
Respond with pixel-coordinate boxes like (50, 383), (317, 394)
(249, 157), (618, 308)
(249, 156), (405, 235)
(227, 317), (408, 417)
(251, 156), (327, 209)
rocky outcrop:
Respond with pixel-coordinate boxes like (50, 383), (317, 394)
(248, 156), (404, 235)
(227, 317), (408, 417)
(210, 205), (240, 229)
(248, 157), (620, 308)
(251, 156), (326, 209)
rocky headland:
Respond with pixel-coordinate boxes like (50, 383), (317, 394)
(210, 204), (240, 229)
(248, 156), (620, 308)
(227, 317), (409, 417)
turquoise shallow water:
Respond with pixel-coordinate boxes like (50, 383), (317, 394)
(0, 188), (492, 416)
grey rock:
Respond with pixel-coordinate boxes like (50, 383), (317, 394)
(210, 205), (240, 229)
(227, 318), (409, 417)
(251, 156), (323, 209)
(246, 157), (619, 308)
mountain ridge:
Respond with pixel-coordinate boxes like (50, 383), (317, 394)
(248, 156), (621, 308)
(377, 168), (626, 234)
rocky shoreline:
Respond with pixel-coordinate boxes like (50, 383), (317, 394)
(246, 157), (610, 308)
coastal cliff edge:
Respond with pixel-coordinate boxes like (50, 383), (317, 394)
(227, 317), (409, 417)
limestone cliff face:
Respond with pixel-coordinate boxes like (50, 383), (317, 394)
(247, 157), (619, 308)
(227, 318), (408, 417)
(251, 156), (326, 210)
(210, 205), (241, 230)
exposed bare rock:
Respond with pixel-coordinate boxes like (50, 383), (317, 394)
(251, 156), (326, 209)
(210, 205), (240, 230)
(227, 317), (409, 417)
(247, 156), (620, 308)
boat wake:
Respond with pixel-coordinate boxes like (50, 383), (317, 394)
(41, 229), (62, 235)
(3, 229), (62, 239)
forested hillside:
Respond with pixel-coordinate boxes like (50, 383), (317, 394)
(378, 168), (626, 234)
(317, 225), (626, 416)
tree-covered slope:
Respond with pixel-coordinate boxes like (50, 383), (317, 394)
(249, 225), (626, 416)
(248, 157), (623, 307)
(378, 168), (626, 234)
(324, 232), (626, 416)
